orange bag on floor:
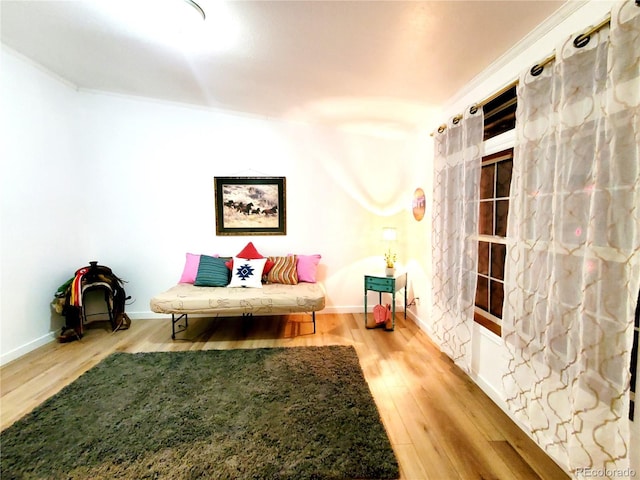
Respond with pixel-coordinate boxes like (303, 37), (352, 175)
(373, 304), (387, 324)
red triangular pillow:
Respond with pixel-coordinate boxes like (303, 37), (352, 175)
(236, 241), (262, 259)
(226, 242), (275, 274)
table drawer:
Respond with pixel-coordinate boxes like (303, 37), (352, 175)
(365, 276), (395, 292)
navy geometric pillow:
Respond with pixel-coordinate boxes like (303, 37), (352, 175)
(228, 257), (267, 288)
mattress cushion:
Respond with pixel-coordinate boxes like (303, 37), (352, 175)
(150, 282), (326, 316)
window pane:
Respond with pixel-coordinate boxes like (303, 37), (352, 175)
(490, 280), (504, 318)
(475, 148), (512, 334)
(491, 243), (506, 280)
(476, 276), (489, 312)
(496, 159), (513, 198)
(483, 86), (517, 141)
(478, 241), (489, 275)
(480, 165), (495, 199)
(479, 201), (494, 235)
(495, 200), (509, 237)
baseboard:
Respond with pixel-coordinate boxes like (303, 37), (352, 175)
(470, 369), (572, 476)
(0, 331), (57, 366)
(469, 369), (507, 413)
(406, 309), (434, 338)
(127, 311), (169, 320)
(126, 307), (359, 319)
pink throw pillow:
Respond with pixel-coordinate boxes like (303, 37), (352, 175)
(292, 254), (321, 283)
(179, 253), (201, 284)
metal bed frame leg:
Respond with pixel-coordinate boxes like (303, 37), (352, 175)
(171, 313), (188, 340)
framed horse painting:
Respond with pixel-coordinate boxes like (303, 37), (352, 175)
(214, 177), (286, 236)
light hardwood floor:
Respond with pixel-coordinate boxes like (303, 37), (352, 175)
(1, 313), (569, 480)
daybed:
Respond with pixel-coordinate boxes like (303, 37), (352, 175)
(150, 243), (326, 339)
(151, 282), (326, 338)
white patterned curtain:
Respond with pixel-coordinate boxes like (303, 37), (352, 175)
(502, 1), (640, 475)
(432, 108), (483, 372)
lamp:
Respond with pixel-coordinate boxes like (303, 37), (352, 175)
(382, 227), (397, 276)
(382, 227), (397, 242)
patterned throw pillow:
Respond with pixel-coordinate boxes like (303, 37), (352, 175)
(228, 257), (267, 288)
(194, 255), (230, 287)
(266, 256), (299, 285)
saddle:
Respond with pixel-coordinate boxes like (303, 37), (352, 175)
(53, 261), (130, 342)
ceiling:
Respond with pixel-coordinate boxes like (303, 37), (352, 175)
(1, 0), (567, 130)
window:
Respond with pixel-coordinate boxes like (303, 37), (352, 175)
(474, 84), (637, 421)
(474, 149), (513, 336)
(483, 85), (517, 141)
(473, 85), (517, 336)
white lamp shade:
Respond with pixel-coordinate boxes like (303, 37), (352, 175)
(382, 227), (397, 241)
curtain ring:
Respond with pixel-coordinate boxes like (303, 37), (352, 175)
(530, 64), (544, 77)
(437, 125), (446, 134)
(452, 115), (462, 125)
(573, 33), (590, 48)
(469, 105), (478, 115)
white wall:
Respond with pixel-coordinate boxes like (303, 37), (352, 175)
(0, 46), (438, 364)
(0, 48), (89, 362)
(74, 92), (435, 317)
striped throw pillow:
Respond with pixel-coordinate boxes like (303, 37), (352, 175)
(266, 256), (299, 285)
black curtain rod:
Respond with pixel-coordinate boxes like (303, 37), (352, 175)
(432, 9), (622, 136)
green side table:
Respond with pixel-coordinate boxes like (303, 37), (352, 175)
(364, 271), (407, 331)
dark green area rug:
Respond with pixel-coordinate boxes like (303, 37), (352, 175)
(1, 346), (399, 479)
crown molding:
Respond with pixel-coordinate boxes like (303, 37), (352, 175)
(444, 1), (588, 109)
(1, 44), (79, 92)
